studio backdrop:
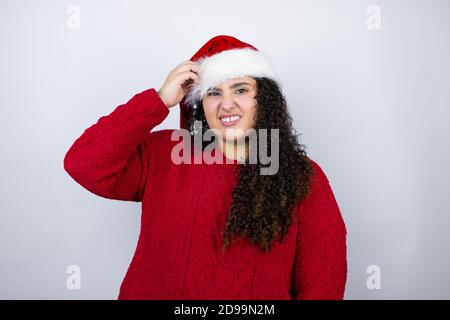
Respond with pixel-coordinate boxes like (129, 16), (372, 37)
(1, 0), (449, 299)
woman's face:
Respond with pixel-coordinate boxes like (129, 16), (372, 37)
(202, 76), (257, 142)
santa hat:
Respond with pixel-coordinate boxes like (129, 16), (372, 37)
(180, 35), (281, 129)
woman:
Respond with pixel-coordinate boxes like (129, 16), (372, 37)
(63, 35), (347, 300)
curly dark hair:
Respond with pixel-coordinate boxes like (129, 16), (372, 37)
(186, 77), (314, 253)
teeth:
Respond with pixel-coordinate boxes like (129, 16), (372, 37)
(221, 115), (240, 123)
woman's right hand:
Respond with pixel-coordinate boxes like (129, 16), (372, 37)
(158, 60), (200, 109)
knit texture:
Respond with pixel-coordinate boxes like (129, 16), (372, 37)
(63, 88), (348, 300)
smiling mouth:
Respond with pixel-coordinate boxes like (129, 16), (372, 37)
(219, 115), (241, 126)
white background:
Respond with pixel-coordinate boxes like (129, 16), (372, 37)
(1, 0), (449, 299)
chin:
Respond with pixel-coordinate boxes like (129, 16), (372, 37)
(221, 129), (249, 143)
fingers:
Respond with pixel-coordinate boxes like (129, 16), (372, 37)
(168, 60), (201, 91)
(173, 60), (201, 75)
(176, 63), (201, 76)
(175, 60), (201, 86)
(177, 60), (198, 68)
(177, 70), (200, 87)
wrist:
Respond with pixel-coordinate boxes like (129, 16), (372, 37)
(157, 90), (170, 109)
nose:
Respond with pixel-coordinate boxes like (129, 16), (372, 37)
(220, 91), (237, 110)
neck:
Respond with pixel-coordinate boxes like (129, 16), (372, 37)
(218, 138), (247, 162)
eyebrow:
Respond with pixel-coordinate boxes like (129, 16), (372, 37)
(208, 82), (252, 91)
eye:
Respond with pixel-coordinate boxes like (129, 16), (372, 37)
(207, 91), (219, 96)
(236, 88), (248, 94)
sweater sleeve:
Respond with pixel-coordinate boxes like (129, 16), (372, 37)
(292, 159), (348, 300)
(63, 88), (170, 202)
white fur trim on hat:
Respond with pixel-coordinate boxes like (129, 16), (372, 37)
(184, 47), (280, 108)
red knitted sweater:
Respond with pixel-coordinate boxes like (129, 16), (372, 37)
(63, 88), (348, 300)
